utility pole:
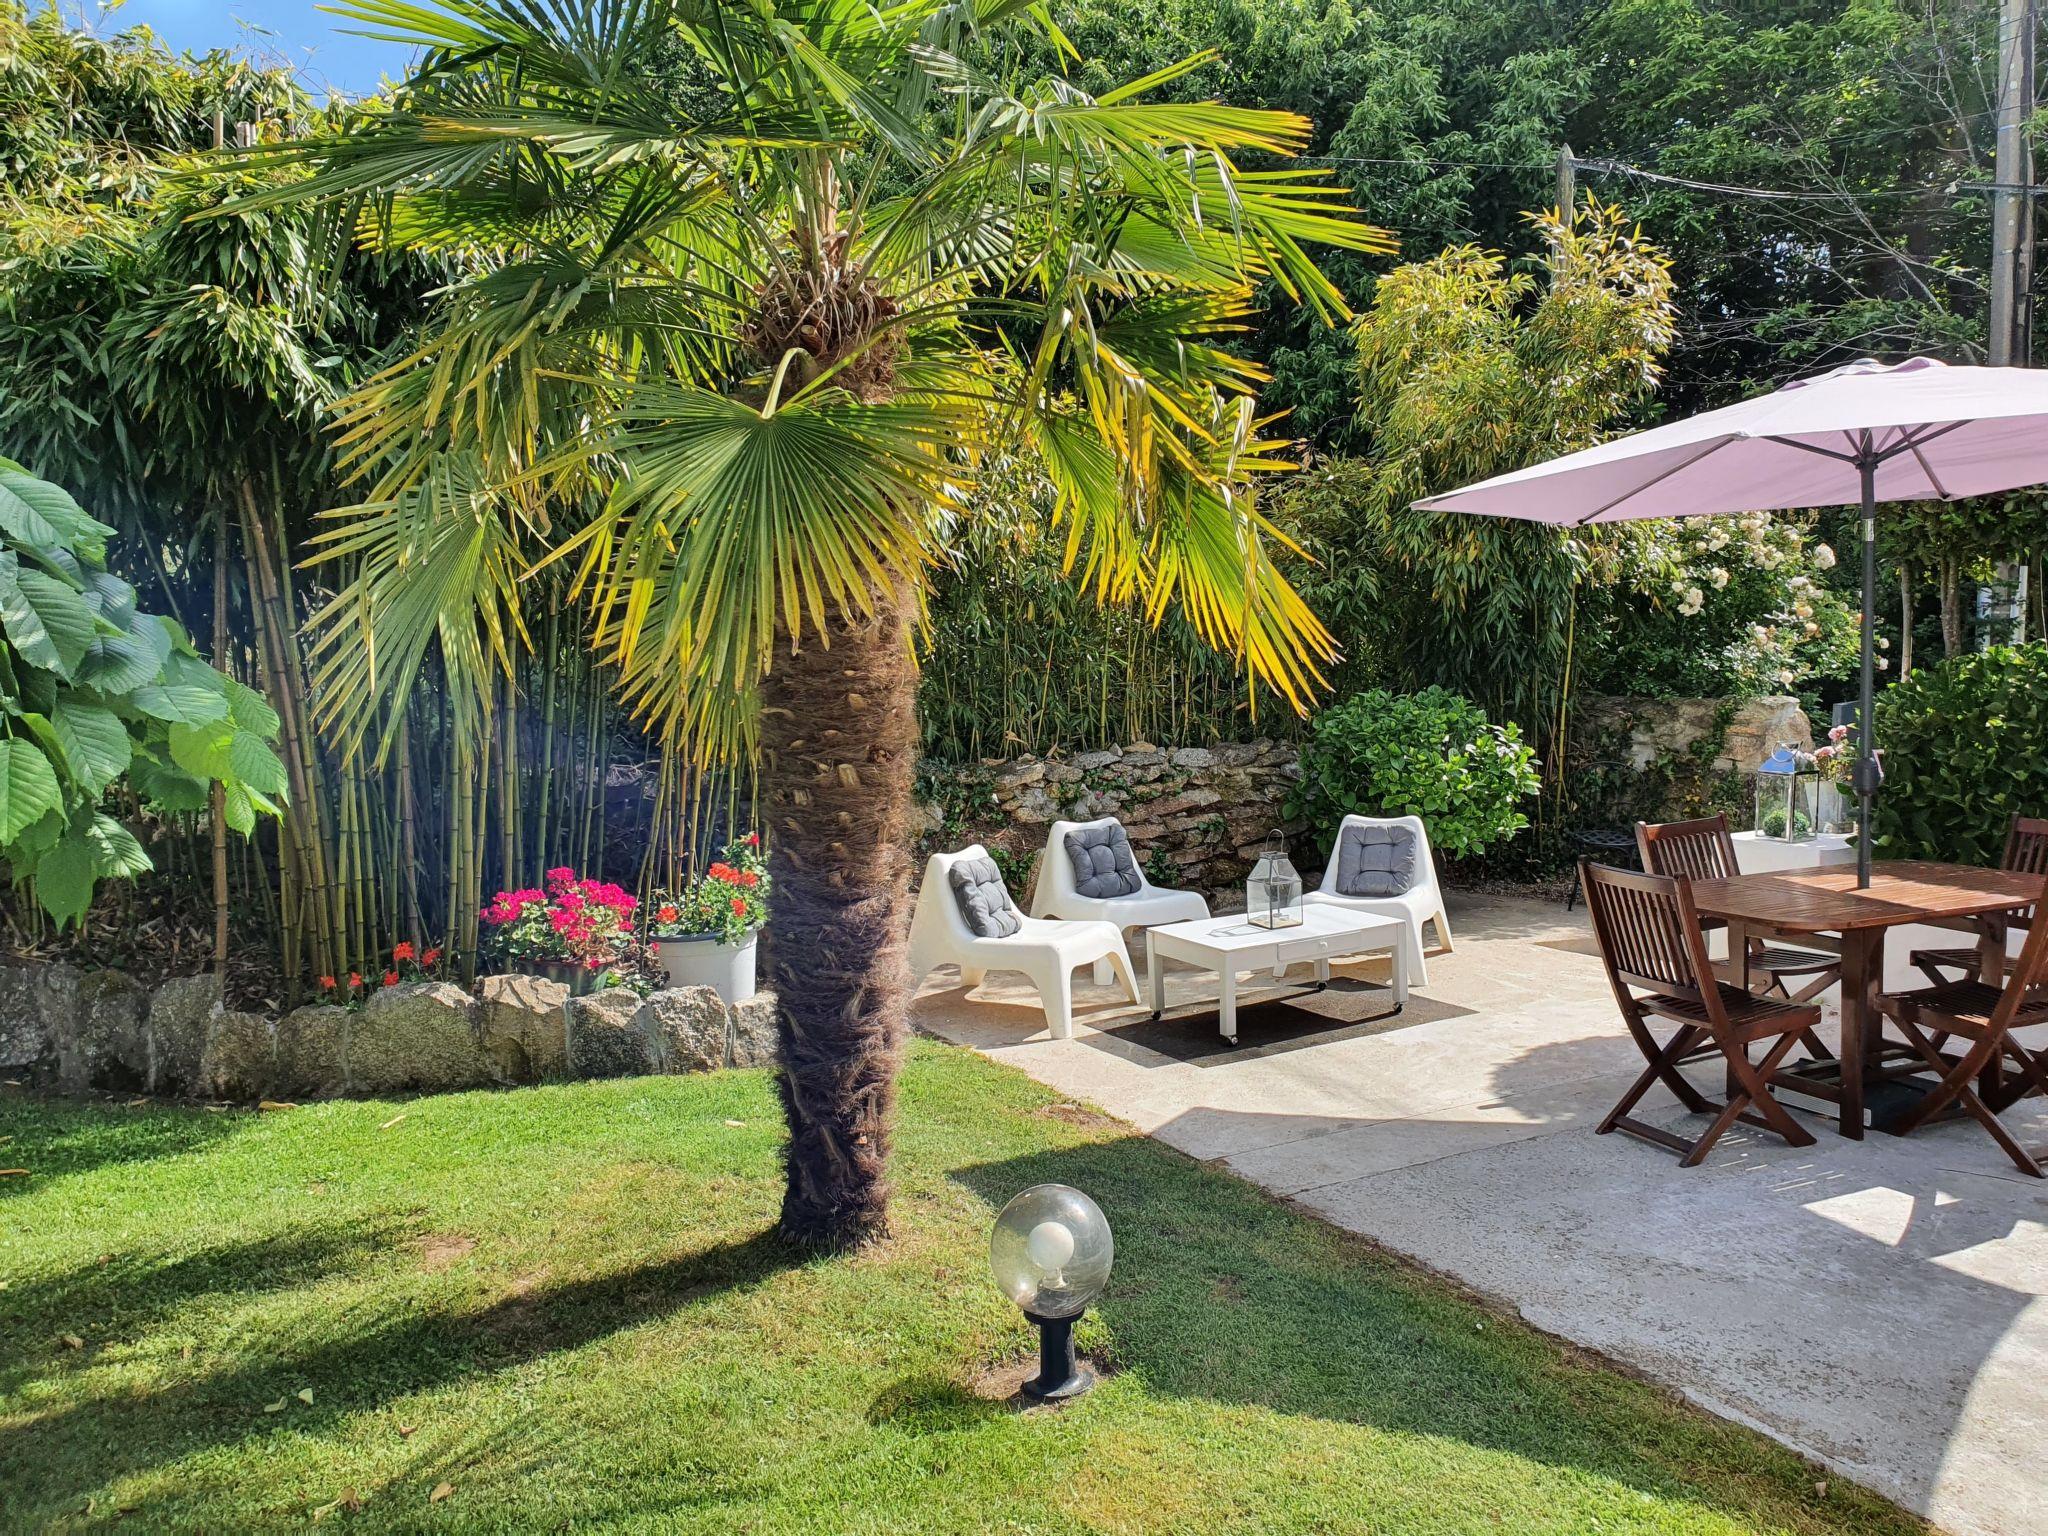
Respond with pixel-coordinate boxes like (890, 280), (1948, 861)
(1986, 0), (2037, 640)
(1556, 145), (1576, 221)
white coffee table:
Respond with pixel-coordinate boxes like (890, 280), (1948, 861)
(1143, 907), (1408, 1044)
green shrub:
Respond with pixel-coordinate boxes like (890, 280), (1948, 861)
(0, 458), (285, 924)
(1287, 687), (1540, 858)
(1873, 644), (2048, 864)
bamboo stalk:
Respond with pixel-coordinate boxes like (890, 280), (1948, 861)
(209, 513), (230, 973)
(397, 715), (420, 935)
(238, 478), (333, 989)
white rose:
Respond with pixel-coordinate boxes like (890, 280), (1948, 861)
(1709, 567), (1729, 589)
(1678, 588), (1704, 615)
(1814, 543), (1837, 569)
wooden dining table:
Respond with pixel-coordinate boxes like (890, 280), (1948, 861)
(1687, 859), (2041, 1138)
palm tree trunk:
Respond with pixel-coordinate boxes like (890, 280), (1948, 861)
(759, 580), (920, 1250)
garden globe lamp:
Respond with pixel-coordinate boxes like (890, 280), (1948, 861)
(990, 1184), (1113, 1401)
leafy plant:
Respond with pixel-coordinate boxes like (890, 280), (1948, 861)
(1872, 645), (2048, 865)
(1288, 687), (1540, 859)
(650, 835), (768, 948)
(0, 458), (284, 925)
(246, 0), (1384, 1249)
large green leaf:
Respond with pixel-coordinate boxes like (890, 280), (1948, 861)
(226, 677), (282, 737)
(128, 754), (213, 815)
(86, 813), (152, 879)
(51, 697), (131, 796)
(0, 737), (62, 842)
(221, 780), (256, 835)
(168, 719), (234, 780)
(227, 728), (290, 797)
(34, 833), (96, 927)
(0, 463), (110, 552)
(0, 555), (99, 679)
(79, 613), (174, 694)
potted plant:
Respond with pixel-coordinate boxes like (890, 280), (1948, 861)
(649, 835), (768, 1003)
(480, 868), (638, 995)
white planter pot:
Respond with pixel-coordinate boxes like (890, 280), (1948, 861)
(654, 931), (758, 1004)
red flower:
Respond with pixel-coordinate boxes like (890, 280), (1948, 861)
(708, 862), (736, 882)
(319, 975), (336, 990)
(383, 970), (400, 987)
(347, 972), (362, 989)
(737, 870), (759, 888)
(392, 941), (416, 962)
(422, 947), (442, 967)
(657, 904), (679, 924)
(744, 833), (759, 846)
(730, 896), (748, 916)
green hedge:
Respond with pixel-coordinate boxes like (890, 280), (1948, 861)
(1873, 644), (2048, 864)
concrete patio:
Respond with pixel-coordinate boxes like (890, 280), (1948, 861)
(913, 890), (2048, 1536)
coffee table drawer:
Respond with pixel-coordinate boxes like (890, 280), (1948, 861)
(1275, 932), (1348, 968)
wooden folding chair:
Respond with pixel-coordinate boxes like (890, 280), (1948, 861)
(1910, 815), (2047, 986)
(1636, 814), (1842, 1005)
(1579, 859), (1820, 1166)
(1880, 878), (2048, 1177)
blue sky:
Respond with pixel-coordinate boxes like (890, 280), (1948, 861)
(72, 1), (416, 96)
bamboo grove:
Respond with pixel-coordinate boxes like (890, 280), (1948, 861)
(0, 10), (747, 995)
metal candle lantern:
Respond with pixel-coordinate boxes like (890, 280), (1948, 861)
(990, 1184), (1114, 1401)
(1245, 832), (1303, 929)
(1755, 745), (1821, 843)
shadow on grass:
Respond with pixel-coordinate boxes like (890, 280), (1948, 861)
(950, 1134), (1926, 1535)
(0, 1218), (414, 1394)
(0, 1226), (805, 1516)
(0, 1097), (247, 1198)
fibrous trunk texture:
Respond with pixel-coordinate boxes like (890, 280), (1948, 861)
(759, 582), (920, 1250)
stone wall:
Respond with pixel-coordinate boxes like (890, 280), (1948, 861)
(0, 962), (777, 1103)
(1570, 694), (1816, 826)
(918, 739), (1303, 900)
(1576, 694), (1815, 775)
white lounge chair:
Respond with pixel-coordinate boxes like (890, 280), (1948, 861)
(1302, 813), (1453, 985)
(908, 843), (1139, 1040)
(1029, 815), (1210, 986)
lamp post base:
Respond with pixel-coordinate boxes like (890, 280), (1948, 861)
(1021, 1311), (1095, 1401)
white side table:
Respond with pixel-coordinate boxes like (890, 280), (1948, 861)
(1730, 831), (1856, 874)
(1144, 908), (1408, 1044)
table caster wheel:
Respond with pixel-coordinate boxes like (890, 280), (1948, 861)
(1313, 981), (1327, 993)
(1150, 1010), (1162, 1021)
(1222, 1036), (1239, 1047)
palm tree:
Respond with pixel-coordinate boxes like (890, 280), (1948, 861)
(244, 0), (1391, 1249)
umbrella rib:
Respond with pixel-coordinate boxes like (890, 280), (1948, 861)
(1568, 436), (1737, 525)
(1765, 436), (1858, 464)
(1905, 439), (1953, 499)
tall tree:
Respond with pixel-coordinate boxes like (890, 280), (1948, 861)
(245, 0), (1388, 1247)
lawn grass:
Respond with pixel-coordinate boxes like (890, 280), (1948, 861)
(1, 1041), (1921, 1534)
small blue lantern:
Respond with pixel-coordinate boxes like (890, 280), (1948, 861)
(1755, 744), (1820, 842)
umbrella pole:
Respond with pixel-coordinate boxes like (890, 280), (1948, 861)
(1855, 453), (1878, 889)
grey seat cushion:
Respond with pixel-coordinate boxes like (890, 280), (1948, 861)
(949, 854), (1023, 938)
(1333, 822), (1419, 899)
(1064, 822), (1142, 899)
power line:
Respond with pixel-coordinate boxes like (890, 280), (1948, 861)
(1298, 151), (2023, 204)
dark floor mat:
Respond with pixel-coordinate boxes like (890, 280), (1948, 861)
(1100, 979), (1464, 1064)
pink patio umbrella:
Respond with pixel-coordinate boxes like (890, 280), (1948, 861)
(1413, 356), (2048, 886)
